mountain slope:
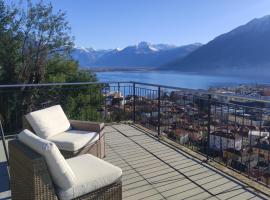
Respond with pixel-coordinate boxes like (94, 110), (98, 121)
(72, 42), (202, 68)
(163, 15), (270, 76)
(72, 47), (111, 67)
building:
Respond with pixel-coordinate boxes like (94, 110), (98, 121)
(223, 148), (258, 170)
(249, 130), (269, 146)
(209, 131), (242, 151)
(253, 140), (270, 160)
(174, 129), (189, 145)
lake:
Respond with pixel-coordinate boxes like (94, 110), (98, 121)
(96, 71), (270, 90)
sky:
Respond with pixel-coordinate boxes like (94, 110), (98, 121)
(9, 0), (270, 49)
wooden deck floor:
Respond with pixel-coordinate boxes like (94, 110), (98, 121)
(0, 124), (269, 200)
(104, 124), (269, 200)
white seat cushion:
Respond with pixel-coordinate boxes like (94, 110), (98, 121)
(25, 105), (71, 139)
(49, 130), (99, 151)
(18, 129), (76, 190)
(57, 154), (122, 200)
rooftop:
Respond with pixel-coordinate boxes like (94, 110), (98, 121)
(2, 124), (266, 200)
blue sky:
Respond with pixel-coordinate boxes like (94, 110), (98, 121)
(11, 0), (270, 49)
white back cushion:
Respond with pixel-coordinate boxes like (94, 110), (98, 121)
(25, 105), (71, 138)
(18, 129), (76, 190)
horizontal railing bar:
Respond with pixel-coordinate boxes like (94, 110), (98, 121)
(133, 81), (270, 104)
(134, 82), (270, 106)
(0, 81), (133, 88)
(133, 81), (203, 92)
(0, 80), (269, 106)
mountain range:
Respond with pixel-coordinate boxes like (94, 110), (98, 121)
(73, 15), (270, 76)
(72, 42), (202, 68)
(163, 15), (270, 76)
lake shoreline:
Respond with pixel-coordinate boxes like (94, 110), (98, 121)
(84, 67), (270, 80)
(81, 67), (158, 72)
(96, 71), (270, 90)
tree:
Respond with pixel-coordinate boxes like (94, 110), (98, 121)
(0, 0), (75, 84)
(45, 57), (79, 83)
(0, 0), (21, 84)
(0, 0), (105, 135)
(45, 58), (104, 121)
(45, 56), (97, 83)
(19, 0), (74, 84)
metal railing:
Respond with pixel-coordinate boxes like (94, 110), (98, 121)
(1, 81), (270, 187)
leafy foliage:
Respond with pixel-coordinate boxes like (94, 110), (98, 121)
(19, 1), (74, 84)
(0, 1), (21, 84)
(0, 0), (105, 134)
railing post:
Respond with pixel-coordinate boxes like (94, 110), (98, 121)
(0, 119), (9, 165)
(117, 82), (121, 109)
(207, 94), (211, 161)
(133, 82), (136, 123)
(117, 82), (120, 93)
(158, 86), (161, 136)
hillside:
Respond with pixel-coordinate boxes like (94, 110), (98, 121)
(163, 15), (270, 76)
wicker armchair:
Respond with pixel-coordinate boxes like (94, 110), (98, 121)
(23, 105), (106, 159)
(61, 120), (105, 159)
(9, 139), (122, 200)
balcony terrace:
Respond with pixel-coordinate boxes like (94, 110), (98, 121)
(1, 123), (269, 199)
(0, 82), (270, 199)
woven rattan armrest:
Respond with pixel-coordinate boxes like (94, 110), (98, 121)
(69, 120), (104, 133)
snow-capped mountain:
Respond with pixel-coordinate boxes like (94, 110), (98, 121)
(72, 42), (202, 68)
(72, 47), (112, 67)
(163, 15), (270, 76)
(152, 43), (177, 51)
